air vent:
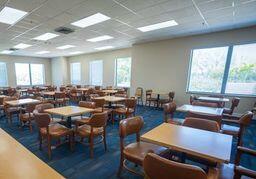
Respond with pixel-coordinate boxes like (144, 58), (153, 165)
(54, 27), (74, 34)
(9, 48), (19, 51)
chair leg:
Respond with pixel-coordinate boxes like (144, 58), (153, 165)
(47, 136), (52, 159)
(39, 134), (42, 150)
(29, 121), (32, 132)
(103, 131), (107, 151)
(117, 154), (124, 176)
(90, 134), (94, 158)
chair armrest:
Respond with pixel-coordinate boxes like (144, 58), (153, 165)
(237, 146), (256, 156)
(235, 166), (256, 178)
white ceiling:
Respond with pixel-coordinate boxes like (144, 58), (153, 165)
(0, 0), (256, 58)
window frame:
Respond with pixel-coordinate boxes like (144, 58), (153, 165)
(0, 62), (8, 87)
(15, 63), (45, 86)
(186, 42), (256, 97)
(89, 60), (103, 86)
(70, 62), (81, 85)
(115, 57), (132, 88)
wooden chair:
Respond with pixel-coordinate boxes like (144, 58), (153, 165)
(143, 153), (218, 179)
(0, 97), (4, 117)
(163, 102), (184, 125)
(74, 101), (96, 124)
(221, 111), (253, 146)
(223, 97), (240, 117)
(75, 112), (108, 158)
(3, 97), (20, 124)
(118, 116), (168, 176)
(34, 112), (74, 159)
(190, 94), (198, 104)
(145, 90), (158, 107)
(91, 98), (112, 121)
(95, 86), (101, 90)
(19, 103), (38, 132)
(187, 111), (222, 127)
(183, 117), (220, 132)
(69, 88), (82, 102)
(60, 86), (66, 92)
(112, 98), (136, 123)
(158, 91), (175, 107)
(53, 92), (69, 106)
(135, 87), (143, 105)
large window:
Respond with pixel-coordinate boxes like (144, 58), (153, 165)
(15, 63), (45, 86)
(70, 62), (81, 85)
(89, 60), (103, 86)
(187, 43), (256, 96)
(0, 62), (8, 86)
(115, 57), (132, 87)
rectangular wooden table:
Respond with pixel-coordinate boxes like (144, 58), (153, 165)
(45, 106), (94, 128)
(102, 89), (118, 95)
(141, 123), (232, 163)
(198, 96), (229, 103)
(95, 96), (126, 107)
(177, 104), (223, 116)
(4, 98), (40, 106)
(0, 128), (64, 179)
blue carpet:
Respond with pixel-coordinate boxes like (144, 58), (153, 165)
(0, 105), (255, 179)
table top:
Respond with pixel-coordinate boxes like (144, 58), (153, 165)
(102, 90), (118, 94)
(42, 91), (56, 96)
(77, 88), (89, 92)
(177, 104), (223, 116)
(0, 128), (64, 179)
(18, 89), (28, 92)
(198, 96), (229, 102)
(45, 106), (94, 117)
(95, 96), (126, 102)
(5, 98), (40, 106)
(141, 123), (232, 163)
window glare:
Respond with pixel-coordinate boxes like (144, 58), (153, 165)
(70, 62), (81, 85)
(31, 64), (44, 85)
(15, 63), (30, 86)
(90, 60), (103, 86)
(116, 57), (131, 87)
(0, 62), (8, 86)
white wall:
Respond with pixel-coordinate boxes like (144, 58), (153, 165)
(67, 48), (132, 86)
(0, 55), (52, 87)
(51, 57), (69, 87)
(131, 27), (256, 113)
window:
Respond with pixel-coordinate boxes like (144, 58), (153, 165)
(187, 43), (256, 96)
(70, 62), (81, 85)
(89, 60), (103, 86)
(0, 62), (8, 86)
(15, 63), (45, 86)
(115, 57), (132, 87)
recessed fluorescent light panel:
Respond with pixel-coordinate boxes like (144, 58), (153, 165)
(137, 20), (178, 32)
(69, 51), (83, 55)
(87, 35), (113, 42)
(13, 43), (32, 49)
(56, 45), (75, 50)
(71, 13), (110, 28)
(95, 46), (114, 50)
(1, 50), (13, 54)
(0, 7), (28, 25)
(36, 51), (50, 54)
(33, 33), (59, 41)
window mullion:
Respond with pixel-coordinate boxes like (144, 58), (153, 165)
(29, 64), (32, 86)
(221, 46), (233, 94)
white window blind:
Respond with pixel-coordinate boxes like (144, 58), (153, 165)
(0, 62), (8, 86)
(31, 64), (45, 85)
(116, 57), (132, 87)
(70, 62), (81, 84)
(89, 60), (103, 86)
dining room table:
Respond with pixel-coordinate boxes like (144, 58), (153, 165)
(45, 106), (94, 128)
(4, 98), (41, 106)
(141, 123), (233, 164)
(94, 96), (126, 108)
(177, 104), (224, 116)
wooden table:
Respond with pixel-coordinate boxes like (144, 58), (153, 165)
(152, 91), (168, 108)
(4, 98), (40, 106)
(42, 91), (56, 96)
(0, 128), (64, 179)
(95, 96), (126, 107)
(141, 123), (232, 163)
(77, 88), (89, 92)
(45, 106), (94, 128)
(177, 104), (223, 116)
(102, 89), (118, 95)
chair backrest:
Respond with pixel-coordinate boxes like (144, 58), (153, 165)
(230, 97), (240, 114)
(146, 90), (152, 97)
(106, 86), (112, 90)
(143, 153), (207, 179)
(76, 85), (81, 88)
(163, 102), (177, 122)
(79, 101), (95, 109)
(25, 103), (38, 113)
(34, 103), (54, 113)
(168, 91), (175, 101)
(119, 116), (144, 140)
(60, 86), (66, 92)
(187, 111), (222, 126)
(125, 98), (137, 109)
(192, 101), (219, 108)
(95, 86), (101, 90)
(190, 95), (197, 104)
(92, 98), (105, 109)
(88, 112), (108, 128)
(55, 92), (65, 99)
(135, 87), (143, 97)
(183, 117), (220, 132)
(239, 111), (253, 126)
(34, 112), (51, 128)
(87, 88), (95, 95)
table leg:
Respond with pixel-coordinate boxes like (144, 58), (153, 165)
(108, 102), (112, 108)
(157, 94), (160, 108)
(67, 116), (72, 128)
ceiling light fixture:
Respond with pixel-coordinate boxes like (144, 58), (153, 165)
(56, 45), (75, 50)
(13, 43), (32, 49)
(0, 50), (14, 54)
(36, 51), (50, 54)
(33, 33), (59, 41)
(137, 20), (178, 32)
(95, 46), (114, 50)
(87, 35), (113, 42)
(69, 51), (83, 55)
(71, 13), (110, 28)
(0, 7), (28, 25)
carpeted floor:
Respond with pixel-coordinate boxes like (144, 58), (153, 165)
(0, 105), (255, 179)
